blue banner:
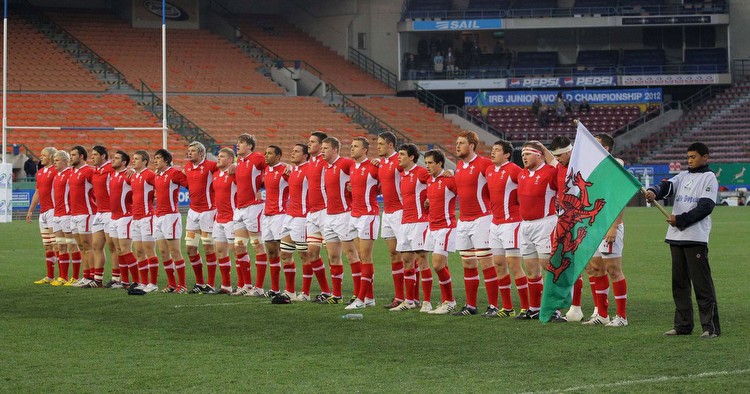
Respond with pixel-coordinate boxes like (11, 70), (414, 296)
(413, 19), (502, 31)
(465, 88), (662, 107)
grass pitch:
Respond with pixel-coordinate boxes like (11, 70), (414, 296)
(1, 207), (749, 392)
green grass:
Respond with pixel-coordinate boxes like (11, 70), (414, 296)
(1, 207), (749, 392)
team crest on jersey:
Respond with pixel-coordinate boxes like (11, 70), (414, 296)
(534, 175), (541, 184)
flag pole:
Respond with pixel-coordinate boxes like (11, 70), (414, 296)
(642, 188), (670, 218)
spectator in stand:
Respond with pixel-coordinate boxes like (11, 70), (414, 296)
(555, 96), (566, 123)
(445, 48), (455, 75)
(433, 51), (444, 74)
(493, 40), (503, 54)
(471, 43), (482, 67)
(24, 157), (38, 179)
(580, 99), (591, 113)
(462, 37), (473, 68)
(404, 53), (417, 80)
(532, 97), (548, 127)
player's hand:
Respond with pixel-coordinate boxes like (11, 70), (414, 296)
(666, 214), (677, 227)
(227, 163), (237, 175)
(604, 228), (616, 243)
(424, 199), (430, 209)
(256, 191), (263, 201)
(124, 167), (136, 178)
(443, 170), (454, 177)
(25, 211), (32, 223)
(370, 158), (381, 167)
(346, 183), (352, 192)
(284, 163), (293, 176)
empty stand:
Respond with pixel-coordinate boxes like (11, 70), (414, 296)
(354, 96), (490, 154)
(513, 52), (558, 77)
(467, 104), (642, 142)
(168, 95), (367, 150)
(7, 93), (187, 162)
(621, 49), (666, 75)
(236, 15), (394, 95)
(47, 10), (283, 94)
(1, 17), (105, 91)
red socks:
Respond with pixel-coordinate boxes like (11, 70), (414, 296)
(498, 274), (513, 310)
(301, 263), (313, 295)
(463, 267), (479, 309)
(358, 262), (373, 300)
(270, 257), (282, 293)
(420, 268), (433, 303)
(612, 278), (627, 318)
(391, 261), (405, 301)
(312, 258), (330, 294)
(436, 266), (454, 303)
(514, 276), (529, 310)
(254, 253), (268, 289)
(58, 253), (70, 280)
(206, 253), (217, 288)
(482, 266), (499, 308)
(283, 262), (296, 293)
(175, 260), (186, 288)
(163, 259), (176, 288)
(350, 261), (362, 298)
(594, 275), (610, 318)
(528, 276), (544, 310)
(330, 264), (344, 298)
(45, 251), (56, 279)
(189, 254), (204, 286)
(218, 256), (232, 288)
(71, 251), (82, 279)
(404, 268), (416, 302)
(571, 275), (583, 306)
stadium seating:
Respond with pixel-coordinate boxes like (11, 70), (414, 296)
(47, 10), (284, 94)
(467, 104), (642, 142)
(575, 50), (619, 76)
(168, 95), (367, 150)
(6, 94), (187, 162)
(621, 49), (666, 75)
(353, 96), (491, 155)
(235, 15), (394, 95)
(684, 48), (728, 73)
(512, 52), (558, 77)
(621, 81), (750, 164)
(1, 18), (105, 91)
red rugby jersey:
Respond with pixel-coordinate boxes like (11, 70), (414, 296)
(109, 169), (132, 220)
(454, 154), (492, 221)
(92, 161), (113, 213)
(399, 165), (430, 224)
(52, 167), (72, 217)
(212, 169), (237, 224)
(69, 164), (97, 215)
(378, 152), (403, 213)
(36, 166), (57, 212)
(324, 156), (354, 215)
(131, 168), (156, 220)
(305, 154), (327, 213)
(184, 159), (218, 212)
(350, 159), (379, 217)
(426, 171), (457, 230)
(263, 163), (289, 216)
(154, 167), (188, 216)
(235, 152), (266, 209)
(518, 163), (558, 221)
(485, 161), (522, 225)
(287, 162), (309, 218)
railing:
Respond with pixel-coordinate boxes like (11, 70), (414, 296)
(415, 83), (445, 112)
(402, 63), (729, 81)
(732, 59), (750, 83)
(209, 0), (324, 81)
(348, 47), (398, 90)
(139, 81), (217, 148)
(443, 105), (504, 139)
(20, 3), (130, 89)
(4, 143), (38, 160)
(401, 3), (727, 20)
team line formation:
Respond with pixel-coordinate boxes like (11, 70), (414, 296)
(27, 130), (630, 325)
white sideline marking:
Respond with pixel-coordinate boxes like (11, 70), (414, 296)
(525, 368), (750, 393)
(173, 302), (245, 308)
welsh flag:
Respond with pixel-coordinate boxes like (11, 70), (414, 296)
(540, 122), (643, 323)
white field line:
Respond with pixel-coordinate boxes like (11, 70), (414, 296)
(173, 302), (247, 308)
(524, 368), (750, 394)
